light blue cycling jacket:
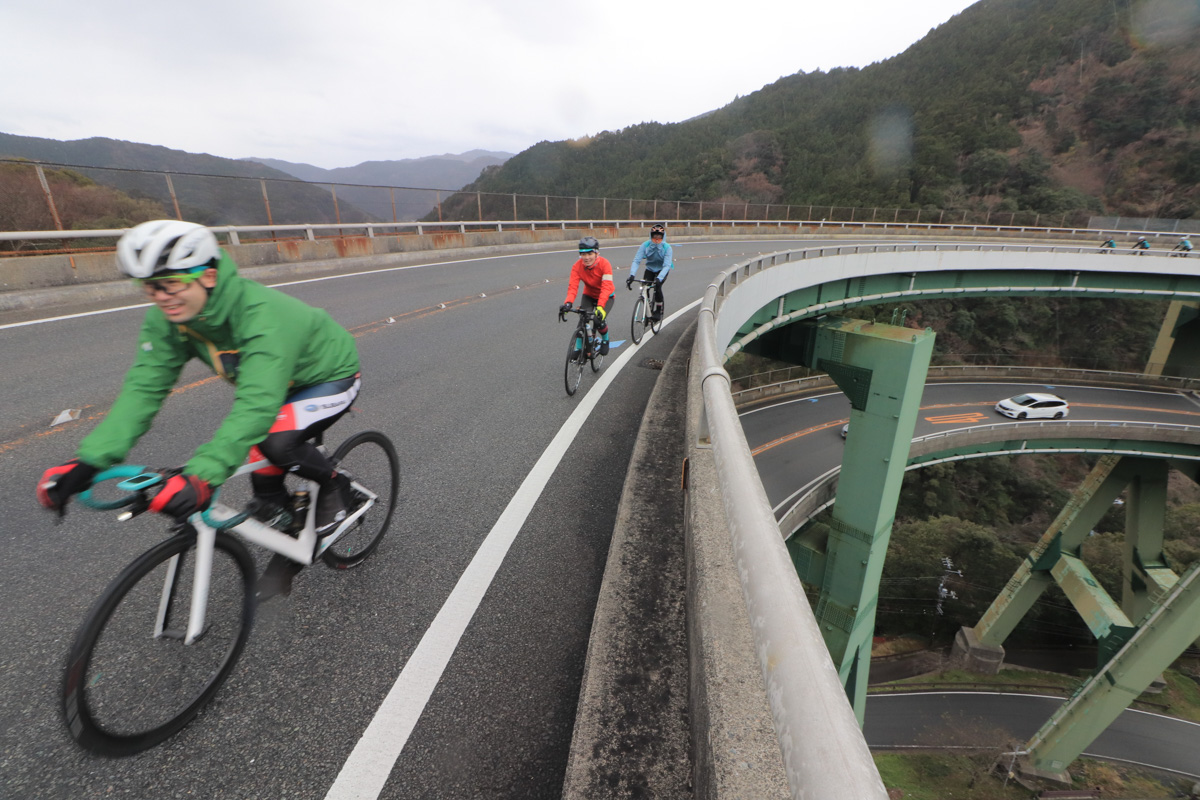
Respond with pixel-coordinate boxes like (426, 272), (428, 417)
(628, 240), (674, 281)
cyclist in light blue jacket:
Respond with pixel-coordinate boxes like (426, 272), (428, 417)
(625, 223), (674, 321)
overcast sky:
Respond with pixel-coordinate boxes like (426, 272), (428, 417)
(2, 0), (978, 169)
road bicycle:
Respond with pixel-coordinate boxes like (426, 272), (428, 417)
(60, 430), (399, 757)
(560, 307), (605, 396)
(629, 277), (664, 345)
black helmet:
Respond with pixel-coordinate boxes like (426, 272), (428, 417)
(579, 236), (599, 253)
(650, 223), (665, 236)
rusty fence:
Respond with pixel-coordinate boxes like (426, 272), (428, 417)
(1, 157), (1105, 255)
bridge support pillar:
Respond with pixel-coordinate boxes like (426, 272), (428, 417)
(950, 625), (1004, 674)
(777, 317), (936, 724)
(1023, 558), (1200, 777)
(955, 454), (1200, 779)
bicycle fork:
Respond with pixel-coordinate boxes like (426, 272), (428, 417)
(157, 524), (216, 646)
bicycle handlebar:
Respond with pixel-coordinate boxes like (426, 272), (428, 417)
(559, 307), (596, 323)
(75, 465), (248, 529)
(76, 465), (153, 510)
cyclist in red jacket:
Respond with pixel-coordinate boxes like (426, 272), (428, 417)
(558, 236), (614, 355)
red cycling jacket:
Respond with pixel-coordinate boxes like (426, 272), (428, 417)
(564, 255), (614, 309)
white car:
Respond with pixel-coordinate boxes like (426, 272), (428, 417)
(995, 392), (1069, 420)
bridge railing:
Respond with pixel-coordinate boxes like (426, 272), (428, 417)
(2, 217), (1195, 258)
(697, 282), (890, 800)
(775, 419), (1200, 538)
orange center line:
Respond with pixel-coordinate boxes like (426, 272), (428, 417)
(751, 420), (846, 456)
(2, 279), (561, 454)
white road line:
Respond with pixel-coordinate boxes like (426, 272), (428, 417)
(324, 299), (700, 800)
(0, 251), (563, 331)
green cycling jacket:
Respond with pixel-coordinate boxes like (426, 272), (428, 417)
(76, 251), (360, 486)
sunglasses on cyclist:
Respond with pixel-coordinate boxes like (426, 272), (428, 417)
(136, 271), (206, 297)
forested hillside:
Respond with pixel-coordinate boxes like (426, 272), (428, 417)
(451, 0), (1199, 221)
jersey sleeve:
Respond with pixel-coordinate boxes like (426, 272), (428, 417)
(564, 260), (583, 304)
(75, 313), (189, 470)
(597, 257), (615, 308)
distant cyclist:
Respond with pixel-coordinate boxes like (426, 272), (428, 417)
(1172, 236), (1193, 254)
(559, 236), (615, 355)
(625, 223), (674, 322)
(36, 220), (363, 598)
(1132, 236), (1152, 253)
(1100, 237), (1117, 251)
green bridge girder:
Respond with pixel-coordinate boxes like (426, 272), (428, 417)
(734, 261), (1200, 779)
(733, 267), (1200, 349)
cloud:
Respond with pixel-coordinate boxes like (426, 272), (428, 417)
(0, 0), (979, 168)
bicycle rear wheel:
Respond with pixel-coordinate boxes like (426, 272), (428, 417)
(564, 330), (585, 396)
(631, 296), (647, 344)
(321, 430), (400, 568)
(62, 531), (255, 756)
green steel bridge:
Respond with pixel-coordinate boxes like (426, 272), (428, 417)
(695, 240), (1200, 793)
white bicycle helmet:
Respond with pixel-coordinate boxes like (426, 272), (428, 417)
(117, 220), (219, 279)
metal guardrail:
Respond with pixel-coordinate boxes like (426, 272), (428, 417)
(3, 217), (1198, 250)
(697, 241), (1200, 800)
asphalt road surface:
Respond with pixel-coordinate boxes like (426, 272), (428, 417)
(0, 237), (817, 800)
(865, 692), (1200, 778)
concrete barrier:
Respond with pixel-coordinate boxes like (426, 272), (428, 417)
(1, 228), (640, 314)
(1, 222), (1104, 316)
(563, 319), (791, 799)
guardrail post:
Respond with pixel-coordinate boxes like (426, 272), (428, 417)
(167, 174), (184, 221)
(34, 165), (64, 232)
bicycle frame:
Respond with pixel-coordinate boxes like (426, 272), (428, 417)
(638, 280), (656, 319)
(116, 457), (379, 645)
(566, 308), (597, 354)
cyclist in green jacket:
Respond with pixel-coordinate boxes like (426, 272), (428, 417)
(37, 220), (363, 596)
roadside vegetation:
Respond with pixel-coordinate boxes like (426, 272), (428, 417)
(875, 752), (1190, 799)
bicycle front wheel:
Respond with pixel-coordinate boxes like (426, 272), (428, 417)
(631, 296), (647, 344)
(62, 531), (255, 756)
(322, 430), (400, 568)
(564, 331), (584, 396)
(590, 336), (605, 372)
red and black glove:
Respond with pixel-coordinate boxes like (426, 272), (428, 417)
(148, 474), (213, 519)
(37, 459), (98, 512)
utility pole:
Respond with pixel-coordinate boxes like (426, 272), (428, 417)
(932, 557), (962, 643)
